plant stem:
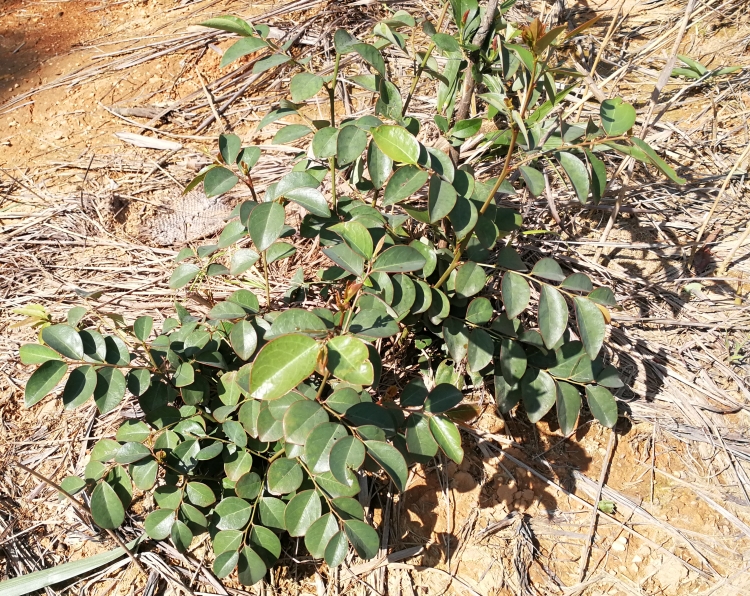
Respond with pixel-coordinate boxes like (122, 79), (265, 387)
(402, 1), (450, 115)
(261, 250), (271, 307)
(329, 157), (337, 211)
(328, 51), (341, 211)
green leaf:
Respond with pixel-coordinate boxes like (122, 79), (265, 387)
(305, 423), (348, 474)
(501, 271), (530, 319)
(253, 53), (291, 75)
(215, 497), (252, 531)
(185, 482), (215, 508)
(130, 457), (158, 490)
(209, 301), (247, 320)
(258, 497), (287, 530)
(213, 550), (239, 579)
(91, 439), (121, 462)
(284, 187), (331, 218)
(230, 248), (260, 275)
(230, 320), (258, 360)
(585, 385), (618, 427)
(337, 125), (368, 166)
(364, 441), (407, 491)
(267, 458), (303, 495)
(237, 546), (267, 586)
(425, 383), (463, 413)
(372, 245), (426, 273)
(330, 221), (373, 259)
(539, 285), (568, 349)
(586, 149), (607, 204)
(343, 519), (380, 560)
(305, 513), (340, 559)
(90, 481), (125, 529)
(312, 127), (339, 158)
(371, 125), (419, 165)
(557, 152), (590, 203)
(218, 220), (246, 248)
(334, 28), (358, 53)
(497, 246), (528, 271)
(19, 344), (61, 366)
(200, 15), (256, 36)
(214, 530), (243, 555)
(283, 399), (329, 444)
(411, 279), (433, 314)
(330, 435), (366, 486)
(290, 72), (325, 102)
(466, 297), (493, 324)
(429, 415), (464, 463)
(443, 318), (469, 363)
(249, 334), (320, 400)
(169, 263), (201, 289)
(518, 166), (545, 197)
(405, 413), (438, 458)
(596, 365), (624, 388)
(323, 243), (365, 277)
(116, 420), (150, 442)
(531, 257), (565, 282)
(248, 526), (282, 568)
(173, 362), (194, 388)
(630, 137), (687, 184)
(269, 308), (327, 337)
(236, 472), (262, 500)
(60, 474), (87, 499)
(204, 166), (238, 197)
(115, 442), (151, 465)
(219, 133), (242, 165)
(238, 146), (261, 170)
(561, 273), (593, 293)
(351, 43), (386, 76)
(383, 165), (429, 205)
(367, 140), (393, 189)
(133, 316), (153, 342)
(556, 381), (581, 435)
(600, 98), (636, 136)
(467, 328), (493, 373)
(349, 309), (399, 339)
(219, 37), (268, 66)
(274, 124), (313, 145)
(248, 201), (285, 252)
(93, 368), (126, 414)
(42, 325), (83, 360)
(24, 360), (67, 407)
(427, 288), (450, 325)
(327, 335), (373, 385)
(574, 296), (606, 359)
(427, 174), (457, 223)
(285, 489), (322, 537)
(223, 449), (253, 482)
(454, 261), (486, 298)
(588, 287), (617, 306)
(144, 508), (175, 540)
(521, 369), (557, 423)
(325, 531), (349, 567)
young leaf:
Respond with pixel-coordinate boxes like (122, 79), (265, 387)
(370, 125), (419, 165)
(249, 334), (320, 400)
(538, 285), (568, 349)
(630, 138), (687, 184)
(200, 15), (256, 36)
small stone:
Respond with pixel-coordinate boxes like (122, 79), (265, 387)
(611, 536), (628, 552)
(632, 555), (643, 564)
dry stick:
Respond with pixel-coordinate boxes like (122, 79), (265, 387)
(594, 0), (697, 262)
(17, 463), (146, 574)
(196, 67), (227, 133)
(576, 429), (617, 583)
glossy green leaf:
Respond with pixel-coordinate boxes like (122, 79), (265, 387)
(367, 141), (392, 189)
(466, 297), (493, 324)
(364, 440), (406, 491)
(352, 43), (386, 76)
(427, 174), (457, 223)
(90, 481), (125, 529)
(115, 442), (150, 465)
(427, 288), (450, 325)
(521, 368), (556, 423)
(238, 546), (267, 586)
(290, 72), (325, 102)
(285, 489), (322, 537)
(305, 513), (340, 559)
(405, 413), (438, 458)
(214, 529), (243, 555)
(19, 344), (61, 366)
(230, 248), (260, 276)
(383, 165), (428, 205)
(249, 334), (320, 400)
(337, 124), (368, 166)
(144, 508), (175, 540)
(330, 221), (373, 259)
(325, 530), (349, 567)
(173, 362), (194, 388)
(219, 133), (242, 165)
(429, 415), (464, 464)
(501, 271), (530, 319)
(327, 335), (373, 385)
(312, 127), (339, 158)
(215, 497), (252, 531)
(372, 245), (426, 273)
(556, 381), (581, 435)
(596, 365), (624, 388)
(131, 316), (153, 342)
(25, 360), (67, 407)
(249, 201), (285, 252)
(258, 497), (287, 531)
(230, 320), (258, 360)
(454, 261), (486, 298)
(304, 423), (348, 474)
(586, 385), (618, 427)
(539, 285), (568, 349)
(213, 550), (239, 579)
(267, 458), (303, 495)
(443, 318), (469, 363)
(248, 525), (281, 568)
(204, 166), (238, 197)
(330, 435), (366, 485)
(185, 482), (215, 508)
(323, 242), (365, 277)
(169, 263), (200, 289)
(370, 125), (419, 165)
(130, 457), (158, 490)
(600, 98), (636, 136)
(574, 296), (606, 359)
(93, 368), (126, 414)
(349, 309), (399, 339)
(343, 519), (380, 559)
(42, 325), (83, 360)
(557, 151), (590, 204)
(224, 449), (253, 482)
(425, 383), (463, 413)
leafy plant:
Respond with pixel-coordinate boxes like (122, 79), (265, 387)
(670, 54), (740, 80)
(17, 1), (687, 585)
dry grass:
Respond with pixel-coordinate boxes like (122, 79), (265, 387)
(1, 0), (750, 594)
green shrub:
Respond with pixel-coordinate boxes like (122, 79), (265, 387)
(19, 1), (682, 584)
